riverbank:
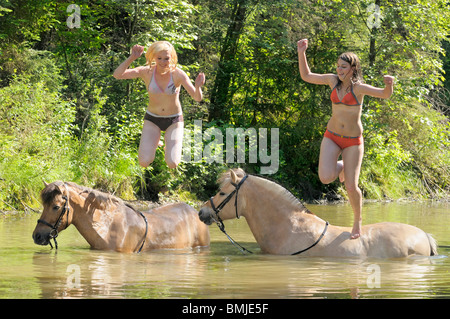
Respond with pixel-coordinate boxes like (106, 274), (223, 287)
(2, 190), (448, 219)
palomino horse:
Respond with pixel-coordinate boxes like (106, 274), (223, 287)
(33, 181), (210, 253)
(198, 169), (437, 258)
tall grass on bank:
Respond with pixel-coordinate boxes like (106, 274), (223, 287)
(0, 57), (140, 211)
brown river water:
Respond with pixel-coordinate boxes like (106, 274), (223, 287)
(0, 201), (449, 299)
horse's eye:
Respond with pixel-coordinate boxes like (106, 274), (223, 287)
(53, 205), (60, 211)
(219, 192), (226, 196)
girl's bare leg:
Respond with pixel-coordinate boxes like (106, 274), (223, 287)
(318, 137), (343, 184)
(341, 142), (364, 239)
(138, 120), (161, 168)
(164, 121), (184, 169)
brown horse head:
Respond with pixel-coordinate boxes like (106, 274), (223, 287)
(32, 181), (72, 247)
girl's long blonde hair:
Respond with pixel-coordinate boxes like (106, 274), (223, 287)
(145, 41), (178, 71)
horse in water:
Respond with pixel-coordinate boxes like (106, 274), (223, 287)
(33, 181), (210, 253)
(198, 169), (437, 258)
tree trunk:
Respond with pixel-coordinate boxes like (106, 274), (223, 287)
(209, 0), (248, 122)
(368, 0), (381, 66)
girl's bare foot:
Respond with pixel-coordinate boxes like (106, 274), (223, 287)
(339, 169), (345, 183)
(350, 219), (362, 239)
(338, 160), (345, 182)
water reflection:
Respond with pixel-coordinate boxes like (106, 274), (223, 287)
(34, 247), (449, 298)
(31, 248), (212, 298)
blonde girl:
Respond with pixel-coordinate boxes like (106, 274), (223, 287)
(114, 41), (205, 168)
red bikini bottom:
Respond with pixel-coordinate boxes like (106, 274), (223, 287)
(324, 129), (363, 150)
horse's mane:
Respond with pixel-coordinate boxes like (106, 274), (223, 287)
(219, 168), (313, 215)
(41, 181), (124, 210)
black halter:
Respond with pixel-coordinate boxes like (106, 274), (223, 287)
(209, 175), (252, 254)
(37, 189), (148, 253)
(37, 193), (70, 250)
(210, 175), (248, 220)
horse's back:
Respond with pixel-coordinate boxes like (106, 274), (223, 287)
(364, 222), (436, 257)
(145, 202), (210, 248)
(152, 202), (197, 215)
(150, 202), (203, 223)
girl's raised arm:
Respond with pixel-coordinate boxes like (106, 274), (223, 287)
(113, 45), (146, 80)
(357, 75), (394, 99)
(297, 39), (335, 87)
(178, 70), (205, 102)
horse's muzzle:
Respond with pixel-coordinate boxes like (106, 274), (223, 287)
(32, 230), (51, 246)
(198, 207), (215, 225)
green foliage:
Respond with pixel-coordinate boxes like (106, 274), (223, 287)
(0, 49), (142, 210)
(199, 0), (449, 200)
(0, 0), (448, 210)
(0, 66), (75, 209)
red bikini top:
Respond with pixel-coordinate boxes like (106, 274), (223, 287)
(330, 84), (361, 107)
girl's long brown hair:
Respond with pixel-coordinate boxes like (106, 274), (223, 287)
(336, 52), (363, 89)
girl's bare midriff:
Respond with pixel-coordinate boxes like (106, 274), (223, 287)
(327, 102), (363, 137)
(141, 68), (183, 116)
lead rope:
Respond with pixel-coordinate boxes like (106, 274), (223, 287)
(291, 221), (329, 255)
(137, 211), (148, 253)
(212, 213), (253, 255)
(125, 203), (148, 253)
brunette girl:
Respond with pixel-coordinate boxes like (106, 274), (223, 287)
(297, 38), (394, 239)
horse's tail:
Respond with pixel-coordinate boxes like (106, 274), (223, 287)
(426, 233), (438, 256)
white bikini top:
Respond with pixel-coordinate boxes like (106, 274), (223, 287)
(148, 66), (179, 95)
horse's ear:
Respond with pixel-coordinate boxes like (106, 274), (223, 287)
(230, 169), (238, 184)
(43, 180), (49, 187)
